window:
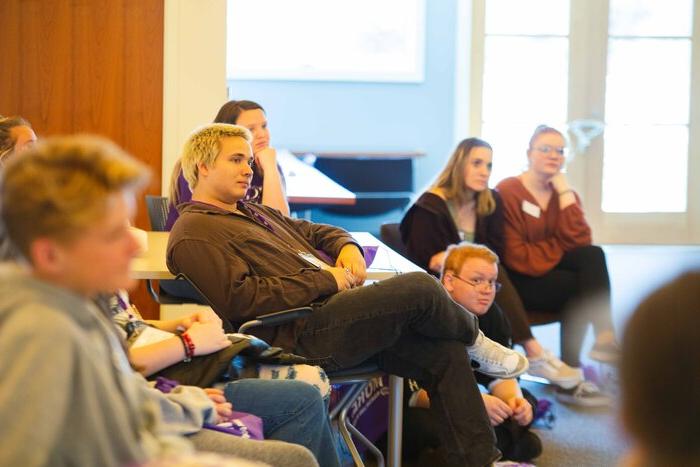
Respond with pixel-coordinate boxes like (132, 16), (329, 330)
(479, 0), (570, 184)
(602, 0), (692, 212)
(470, 0), (699, 243)
(227, 0), (426, 82)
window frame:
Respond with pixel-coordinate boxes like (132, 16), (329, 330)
(467, 0), (700, 243)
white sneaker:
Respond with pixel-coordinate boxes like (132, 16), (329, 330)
(467, 330), (529, 379)
(527, 350), (583, 389)
(555, 380), (612, 408)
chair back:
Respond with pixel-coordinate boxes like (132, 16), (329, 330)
(380, 222), (407, 258)
(173, 273), (236, 333)
(145, 195), (169, 231)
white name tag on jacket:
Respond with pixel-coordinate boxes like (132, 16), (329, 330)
(298, 251), (328, 269)
(522, 200), (541, 218)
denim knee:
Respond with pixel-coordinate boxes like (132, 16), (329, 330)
(224, 378), (324, 416)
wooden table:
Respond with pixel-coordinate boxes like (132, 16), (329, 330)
(277, 150), (356, 206)
(130, 231), (422, 280)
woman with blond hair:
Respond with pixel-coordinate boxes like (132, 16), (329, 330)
(400, 137), (581, 389)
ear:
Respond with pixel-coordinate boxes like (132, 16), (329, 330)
(29, 238), (66, 276)
(442, 272), (455, 293)
(197, 160), (211, 178)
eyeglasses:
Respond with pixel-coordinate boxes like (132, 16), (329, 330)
(532, 145), (567, 156)
(451, 274), (502, 292)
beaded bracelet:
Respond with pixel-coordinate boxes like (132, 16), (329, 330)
(178, 332), (195, 362)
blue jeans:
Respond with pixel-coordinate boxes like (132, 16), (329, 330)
(294, 272), (498, 467)
(224, 379), (340, 467)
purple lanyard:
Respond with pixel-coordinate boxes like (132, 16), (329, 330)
(192, 200), (275, 233)
(237, 201), (275, 233)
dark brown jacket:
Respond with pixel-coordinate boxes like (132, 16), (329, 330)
(167, 201), (361, 350)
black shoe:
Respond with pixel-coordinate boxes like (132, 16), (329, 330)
(507, 431), (542, 462)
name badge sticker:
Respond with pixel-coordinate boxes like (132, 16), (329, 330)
(298, 251), (327, 269)
(522, 200), (541, 218)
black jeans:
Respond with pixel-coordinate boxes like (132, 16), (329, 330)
(294, 272), (499, 467)
(507, 245), (614, 366)
(494, 267), (534, 344)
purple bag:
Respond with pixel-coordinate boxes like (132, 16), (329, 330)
(204, 412), (264, 440)
(154, 377), (264, 440)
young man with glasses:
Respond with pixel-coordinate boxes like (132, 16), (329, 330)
(442, 243), (543, 462)
(403, 243), (542, 464)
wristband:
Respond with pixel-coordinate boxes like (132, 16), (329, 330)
(178, 332), (195, 362)
(558, 189), (574, 196)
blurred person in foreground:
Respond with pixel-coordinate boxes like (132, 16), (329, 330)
(619, 271), (700, 467)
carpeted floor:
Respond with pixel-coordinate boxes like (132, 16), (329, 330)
(523, 377), (627, 466)
(520, 244), (700, 466)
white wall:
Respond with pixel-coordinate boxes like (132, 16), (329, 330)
(162, 0), (228, 195)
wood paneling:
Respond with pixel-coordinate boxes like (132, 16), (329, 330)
(0, 0), (164, 318)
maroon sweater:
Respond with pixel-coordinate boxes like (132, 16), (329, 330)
(496, 177), (592, 277)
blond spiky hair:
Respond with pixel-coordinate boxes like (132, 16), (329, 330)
(180, 123), (252, 191)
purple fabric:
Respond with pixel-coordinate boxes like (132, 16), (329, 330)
(154, 376), (180, 393)
(153, 377), (264, 440)
(165, 172), (192, 231)
(362, 246), (378, 267)
(330, 375), (389, 453)
(203, 412), (264, 441)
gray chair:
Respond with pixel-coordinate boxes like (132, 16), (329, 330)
(177, 272), (404, 467)
(144, 195), (204, 304)
(145, 195), (169, 231)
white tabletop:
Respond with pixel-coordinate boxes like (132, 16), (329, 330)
(130, 230), (422, 281)
(277, 150), (356, 206)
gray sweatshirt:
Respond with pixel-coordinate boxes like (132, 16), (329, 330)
(0, 264), (217, 467)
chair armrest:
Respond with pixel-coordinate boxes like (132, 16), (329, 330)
(238, 307), (312, 333)
(174, 273), (312, 334)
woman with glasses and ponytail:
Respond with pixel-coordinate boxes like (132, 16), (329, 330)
(496, 125), (618, 407)
(400, 137), (582, 390)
